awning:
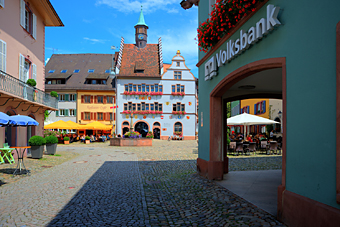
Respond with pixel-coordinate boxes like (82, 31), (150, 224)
(79, 121), (112, 130)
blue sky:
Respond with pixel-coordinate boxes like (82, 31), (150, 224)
(45, 0), (199, 77)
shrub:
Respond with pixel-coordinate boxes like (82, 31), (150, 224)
(45, 135), (58, 144)
(63, 136), (70, 141)
(26, 79), (37, 87)
(85, 136), (91, 140)
(28, 136), (46, 146)
(146, 131), (154, 138)
(50, 91), (58, 98)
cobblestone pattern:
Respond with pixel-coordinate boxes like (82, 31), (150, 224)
(0, 141), (285, 226)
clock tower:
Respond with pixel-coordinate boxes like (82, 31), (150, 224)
(135, 7), (148, 48)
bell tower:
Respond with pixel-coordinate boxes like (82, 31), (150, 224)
(135, 6), (148, 48)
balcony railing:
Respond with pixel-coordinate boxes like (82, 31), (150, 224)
(0, 70), (58, 109)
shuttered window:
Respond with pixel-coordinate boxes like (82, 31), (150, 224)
(20, 0), (25, 27)
(32, 14), (37, 39)
(32, 63), (37, 82)
(20, 0), (37, 39)
(0, 40), (6, 72)
(19, 54), (25, 82)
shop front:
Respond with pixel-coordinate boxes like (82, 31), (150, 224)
(196, 0), (340, 226)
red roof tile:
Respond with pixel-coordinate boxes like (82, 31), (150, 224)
(119, 44), (160, 78)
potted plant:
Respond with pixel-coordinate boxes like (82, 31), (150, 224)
(26, 79), (37, 87)
(146, 131), (154, 139)
(28, 136), (46, 159)
(63, 136), (70, 144)
(45, 135), (58, 155)
(85, 136), (91, 144)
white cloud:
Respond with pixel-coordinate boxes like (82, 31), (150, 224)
(167, 8), (179, 13)
(96, 0), (179, 13)
(83, 37), (107, 44)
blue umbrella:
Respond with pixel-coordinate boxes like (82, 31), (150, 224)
(0, 112), (10, 125)
(8, 115), (39, 126)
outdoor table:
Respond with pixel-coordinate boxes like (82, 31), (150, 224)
(10, 146), (31, 175)
(0, 147), (15, 164)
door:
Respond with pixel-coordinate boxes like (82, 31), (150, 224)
(153, 128), (160, 139)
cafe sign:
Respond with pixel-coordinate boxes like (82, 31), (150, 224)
(205, 4), (281, 81)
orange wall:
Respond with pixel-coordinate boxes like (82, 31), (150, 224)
(0, 0), (46, 90)
(240, 98), (270, 119)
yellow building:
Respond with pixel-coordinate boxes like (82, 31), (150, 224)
(240, 98), (269, 118)
(77, 90), (116, 129)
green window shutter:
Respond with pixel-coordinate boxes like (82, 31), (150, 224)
(74, 110), (77, 116)
(74, 94), (77, 101)
(56, 110), (59, 117)
(65, 94), (69, 101)
(65, 109), (69, 116)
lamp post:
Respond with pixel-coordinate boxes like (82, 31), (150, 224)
(110, 45), (117, 136)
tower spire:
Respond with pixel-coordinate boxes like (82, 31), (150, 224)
(135, 5), (148, 27)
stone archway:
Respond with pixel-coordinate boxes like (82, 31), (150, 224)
(134, 121), (149, 137)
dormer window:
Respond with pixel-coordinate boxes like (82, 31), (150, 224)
(48, 70), (55, 73)
(88, 69), (95, 73)
(176, 62), (180, 66)
(135, 70), (144, 73)
(105, 69), (110, 73)
(74, 69), (80, 73)
(60, 70), (67, 73)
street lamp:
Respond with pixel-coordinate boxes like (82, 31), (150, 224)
(110, 45), (117, 136)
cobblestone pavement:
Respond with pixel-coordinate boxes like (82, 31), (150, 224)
(0, 140), (285, 226)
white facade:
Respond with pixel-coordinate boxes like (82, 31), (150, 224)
(46, 91), (77, 124)
(116, 51), (197, 139)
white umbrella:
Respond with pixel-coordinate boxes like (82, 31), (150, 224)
(227, 113), (280, 137)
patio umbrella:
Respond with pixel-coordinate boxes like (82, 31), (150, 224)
(44, 120), (73, 129)
(8, 115), (39, 126)
(66, 121), (81, 130)
(227, 113), (280, 137)
(81, 121), (112, 130)
(0, 112), (10, 125)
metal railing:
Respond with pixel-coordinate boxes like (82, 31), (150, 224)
(0, 70), (58, 109)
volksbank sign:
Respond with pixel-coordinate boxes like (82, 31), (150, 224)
(205, 4), (281, 81)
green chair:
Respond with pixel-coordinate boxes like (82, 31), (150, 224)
(1, 143), (15, 164)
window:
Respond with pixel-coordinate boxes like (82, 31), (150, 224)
(52, 80), (56, 84)
(137, 104), (141, 111)
(172, 85), (175, 93)
(176, 62), (180, 67)
(124, 104), (128, 111)
(48, 70), (55, 73)
(102, 80), (107, 84)
(57, 80), (62, 84)
(146, 85), (149, 92)
(174, 71), (182, 80)
(181, 104), (185, 111)
(69, 94), (76, 102)
(173, 103), (185, 111)
(142, 84), (145, 92)
(97, 113), (103, 120)
(125, 85), (128, 91)
(84, 95), (91, 103)
(159, 104), (163, 112)
(150, 104), (154, 111)
(47, 81), (51, 84)
(107, 96), (113, 104)
(20, 0), (37, 39)
(146, 104), (149, 111)
(129, 84), (132, 92)
(142, 102), (145, 111)
(151, 85), (154, 92)
(97, 96), (104, 103)
(109, 113), (113, 121)
(155, 84), (158, 92)
(59, 94), (65, 101)
(132, 104), (136, 111)
(177, 84), (181, 92)
(133, 85), (137, 92)
(88, 69), (95, 73)
(105, 69), (110, 73)
(181, 85), (185, 92)
(155, 102), (158, 111)
(0, 39), (6, 72)
(254, 101), (266, 115)
(69, 109), (75, 116)
(60, 70), (67, 73)
(91, 80), (97, 84)
(59, 109), (65, 116)
(84, 112), (91, 120)
(138, 85), (141, 92)
(159, 85), (163, 92)
(174, 122), (182, 133)
(74, 69), (80, 73)
(19, 54), (36, 83)
(128, 102), (132, 111)
(241, 106), (250, 114)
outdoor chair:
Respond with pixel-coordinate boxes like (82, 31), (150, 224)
(260, 141), (268, 154)
(247, 142), (257, 155)
(235, 142), (244, 155)
(1, 143), (15, 164)
(228, 142), (236, 155)
(268, 141), (278, 155)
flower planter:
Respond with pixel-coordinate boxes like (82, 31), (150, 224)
(31, 145), (44, 159)
(64, 141), (69, 145)
(45, 144), (57, 155)
(110, 138), (152, 147)
(85, 140), (90, 144)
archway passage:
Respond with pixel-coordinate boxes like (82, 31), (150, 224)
(198, 58), (286, 218)
(135, 122), (148, 137)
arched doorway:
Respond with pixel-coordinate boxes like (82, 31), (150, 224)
(122, 121), (129, 136)
(153, 122), (161, 139)
(6, 109), (17, 146)
(203, 58), (286, 216)
(134, 121), (148, 137)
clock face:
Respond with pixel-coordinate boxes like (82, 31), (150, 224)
(138, 34), (144, 40)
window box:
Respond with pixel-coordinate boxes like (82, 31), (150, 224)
(171, 92), (185, 96)
(172, 111), (186, 115)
